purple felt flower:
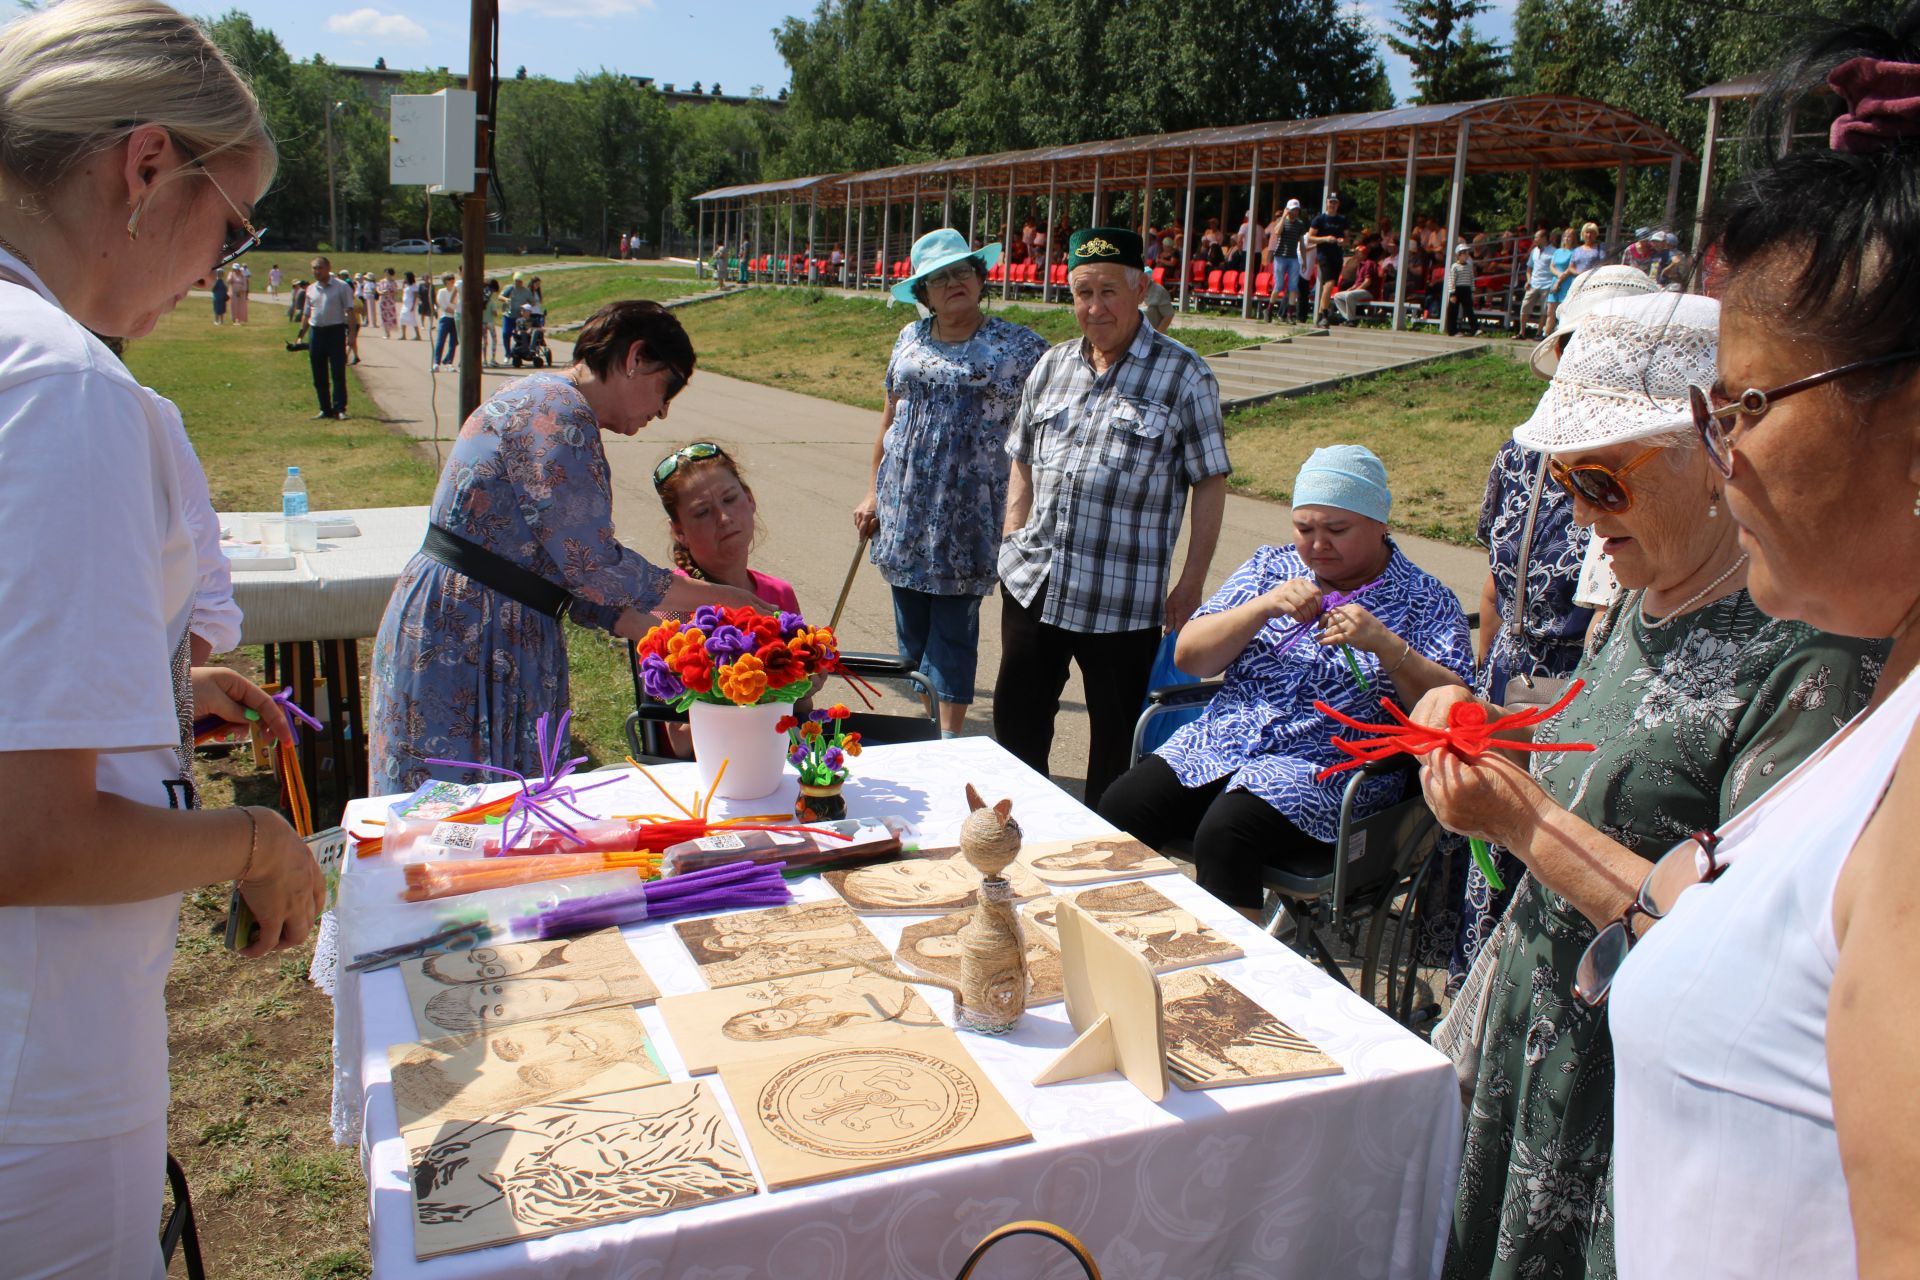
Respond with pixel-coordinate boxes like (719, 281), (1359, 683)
(823, 746), (844, 771)
(690, 604), (727, 633)
(789, 746), (810, 767)
(778, 610), (806, 638)
(706, 624), (754, 662)
(639, 654), (685, 702)
(808, 709), (830, 723)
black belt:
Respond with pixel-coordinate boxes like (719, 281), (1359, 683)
(419, 523), (573, 619)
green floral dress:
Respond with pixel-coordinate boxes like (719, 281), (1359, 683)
(1445, 590), (1886, 1280)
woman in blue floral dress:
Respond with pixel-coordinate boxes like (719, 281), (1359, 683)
(1099, 445), (1474, 916)
(369, 302), (763, 795)
(853, 229), (1049, 736)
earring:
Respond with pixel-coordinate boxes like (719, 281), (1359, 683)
(1912, 485), (1919, 518)
(125, 203), (142, 241)
(1708, 494), (1719, 519)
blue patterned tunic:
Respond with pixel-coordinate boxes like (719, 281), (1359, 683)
(873, 316), (1050, 597)
(369, 374), (673, 796)
(1155, 543), (1473, 840)
(1479, 438), (1594, 703)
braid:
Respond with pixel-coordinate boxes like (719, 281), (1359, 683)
(672, 543), (708, 580)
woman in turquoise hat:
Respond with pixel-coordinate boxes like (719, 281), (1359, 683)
(853, 228), (1049, 736)
(1099, 444), (1474, 919)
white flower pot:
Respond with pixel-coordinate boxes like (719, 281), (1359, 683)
(687, 700), (788, 800)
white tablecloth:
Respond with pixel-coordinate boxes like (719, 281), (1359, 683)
(339, 736), (1460, 1279)
(222, 505), (428, 645)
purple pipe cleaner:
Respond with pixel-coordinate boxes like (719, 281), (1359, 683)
(424, 710), (623, 849)
(270, 687), (326, 746)
(512, 861), (793, 939)
(1270, 578), (1383, 659)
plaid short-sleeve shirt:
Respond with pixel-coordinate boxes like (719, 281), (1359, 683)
(1000, 320), (1231, 633)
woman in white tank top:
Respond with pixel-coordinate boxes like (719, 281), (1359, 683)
(1604, 17), (1920, 1276)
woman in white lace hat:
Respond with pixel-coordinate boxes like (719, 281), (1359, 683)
(1412, 291), (1886, 1279)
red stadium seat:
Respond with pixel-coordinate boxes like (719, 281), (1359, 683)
(1191, 261), (1208, 284)
(1205, 270), (1223, 294)
(1151, 266), (1166, 286)
(1222, 270), (1242, 294)
(1255, 271), (1273, 294)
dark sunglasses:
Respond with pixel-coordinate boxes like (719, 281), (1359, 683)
(652, 440), (721, 488)
(1689, 349), (1920, 479)
(1574, 829), (1724, 1007)
(663, 364), (689, 403)
(1548, 444), (1662, 514)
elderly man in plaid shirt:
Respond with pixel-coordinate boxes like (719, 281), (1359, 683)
(994, 227), (1230, 807)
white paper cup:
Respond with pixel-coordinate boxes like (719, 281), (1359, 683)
(258, 517), (287, 549)
(286, 518), (319, 552)
(237, 513), (262, 543)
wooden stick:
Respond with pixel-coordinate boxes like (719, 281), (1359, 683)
(828, 532), (871, 632)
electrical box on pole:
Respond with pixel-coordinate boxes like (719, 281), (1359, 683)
(388, 89), (477, 194)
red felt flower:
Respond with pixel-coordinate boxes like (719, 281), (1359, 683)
(635, 618), (681, 660)
(672, 647), (716, 694)
(775, 714), (799, 734)
(758, 640), (806, 690)
(745, 613), (783, 647)
(826, 703), (852, 721)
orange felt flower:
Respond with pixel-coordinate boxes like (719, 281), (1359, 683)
(844, 739), (862, 757)
(716, 653), (768, 704)
(799, 720), (822, 739)
(665, 626), (707, 664)
(635, 618), (681, 660)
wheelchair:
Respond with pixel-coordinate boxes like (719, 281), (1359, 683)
(1129, 679), (1454, 1032)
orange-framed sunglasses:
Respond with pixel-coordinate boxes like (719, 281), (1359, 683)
(1549, 445), (1662, 514)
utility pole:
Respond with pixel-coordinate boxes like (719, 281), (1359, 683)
(324, 102), (342, 250)
(458, 0), (496, 421)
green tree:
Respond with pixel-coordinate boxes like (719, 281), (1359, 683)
(1387, 0), (1509, 104)
(494, 75), (584, 242)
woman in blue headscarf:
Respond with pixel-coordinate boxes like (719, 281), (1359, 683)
(1099, 445), (1473, 918)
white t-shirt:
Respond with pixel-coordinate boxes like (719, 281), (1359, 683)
(435, 285), (455, 315)
(151, 394), (241, 654)
(0, 252), (199, 1144)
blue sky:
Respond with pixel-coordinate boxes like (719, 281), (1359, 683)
(232, 0), (1518, 109)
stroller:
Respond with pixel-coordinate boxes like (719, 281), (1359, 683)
(508, 302), (552, 368)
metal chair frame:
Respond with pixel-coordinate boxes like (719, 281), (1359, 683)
(624, 644), (942, 764)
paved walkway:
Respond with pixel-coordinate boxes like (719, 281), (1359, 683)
(344, 322), (1486, 799)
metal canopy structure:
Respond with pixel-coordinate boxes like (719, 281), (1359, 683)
(692, 94), (1692, 330)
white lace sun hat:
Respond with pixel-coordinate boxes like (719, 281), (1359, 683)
(1514, 291), (1720, 454)
(1530, 263), (1664, 378)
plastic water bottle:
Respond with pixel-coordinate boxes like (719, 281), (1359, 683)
(282, 466), (308, 518)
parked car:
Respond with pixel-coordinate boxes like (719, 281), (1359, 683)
(383, 239), (431, 254)
(430, 235), (462, 252)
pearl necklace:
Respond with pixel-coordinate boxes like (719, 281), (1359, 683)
(1637, 552), (1749, 631)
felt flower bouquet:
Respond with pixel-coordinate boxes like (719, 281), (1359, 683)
(779, 705), (863, 787)
(634, 607), (841, 709)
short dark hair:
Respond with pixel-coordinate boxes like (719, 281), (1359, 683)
(1712, 1), (1920, 390)
(572, 299), (696, 382)
(910, 256), (987, 307)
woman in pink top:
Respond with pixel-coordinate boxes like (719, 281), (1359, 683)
(654, 440), (800, 612)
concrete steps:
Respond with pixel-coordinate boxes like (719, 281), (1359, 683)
(1205, 327), (1488, 409)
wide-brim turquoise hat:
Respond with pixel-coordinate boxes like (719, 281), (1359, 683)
(891, 228), (1001, 304)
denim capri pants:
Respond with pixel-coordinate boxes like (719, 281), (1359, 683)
(890, 586), (981, 704)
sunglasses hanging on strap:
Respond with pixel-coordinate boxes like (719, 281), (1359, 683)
(951, 1221), (1102, 1280)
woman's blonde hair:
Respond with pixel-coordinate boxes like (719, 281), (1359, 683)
(0, 0), (276, 198)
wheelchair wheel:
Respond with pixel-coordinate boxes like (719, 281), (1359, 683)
(1357, 851), (1444, 1031)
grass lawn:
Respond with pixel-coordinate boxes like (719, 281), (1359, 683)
(1221, 351), (1543, 544)
(674, 286), (1261, 411)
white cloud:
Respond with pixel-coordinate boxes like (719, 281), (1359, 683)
(499, 0), (652, 20)
(325, 7), (430, 43)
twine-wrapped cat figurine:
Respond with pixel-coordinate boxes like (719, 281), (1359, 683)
(951, 783), (1029, 1034)
(843, 784), (1032, 1034)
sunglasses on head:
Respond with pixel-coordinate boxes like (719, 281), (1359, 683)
(1688, 348), (1920, 479)
(1548, 445), (1662, 514)
(652, 440), (721, 488)
(1574, 829), (1725, 1007)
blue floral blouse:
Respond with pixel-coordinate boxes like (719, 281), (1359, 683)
(1155, 543), (1474, 842)
(872, 315), (1050, 596)
(368, 373), (674, 796)
(1477, 437), (1594, 704)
